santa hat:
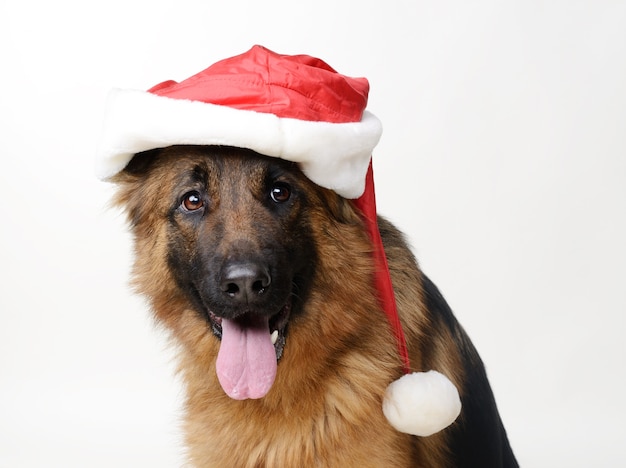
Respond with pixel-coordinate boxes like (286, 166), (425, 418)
(96, 45), (460, 437)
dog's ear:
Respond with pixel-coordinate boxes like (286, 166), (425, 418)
(338, 197), (362, 224)
(118, 148), (161, 179)
(110, 149), (162, 229)
(318, 190), (363, 226)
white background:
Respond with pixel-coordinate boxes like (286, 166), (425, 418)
(1, 1), (625, 466)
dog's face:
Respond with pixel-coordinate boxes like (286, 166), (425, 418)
(115, 145), (359, 399)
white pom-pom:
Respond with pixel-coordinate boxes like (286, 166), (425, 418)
(382, 370), (462, 437)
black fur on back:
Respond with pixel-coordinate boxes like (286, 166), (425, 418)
(422, 275), (518, 467)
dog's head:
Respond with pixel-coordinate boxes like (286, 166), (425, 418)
(112, 145), (367, 399)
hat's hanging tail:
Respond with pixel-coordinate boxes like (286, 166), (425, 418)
(353, 161), (411, 374)
(354, 161), (463, 437)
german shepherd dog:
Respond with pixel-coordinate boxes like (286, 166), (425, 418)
(111, 145), (517, 467)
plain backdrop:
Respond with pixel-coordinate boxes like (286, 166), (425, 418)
(1, 1), (625, 466)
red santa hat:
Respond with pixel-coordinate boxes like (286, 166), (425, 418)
(96, 45), (460, 437)
(96, 45), (380, 199)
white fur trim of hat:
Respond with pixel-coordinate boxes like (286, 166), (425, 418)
(95, 88), (382, 199)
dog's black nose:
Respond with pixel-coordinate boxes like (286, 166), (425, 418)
(220, 261), (271, 305)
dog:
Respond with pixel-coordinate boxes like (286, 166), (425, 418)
(111, 144), (518, 467)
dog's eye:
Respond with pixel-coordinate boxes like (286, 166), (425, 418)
(270, 182), (291, 203)
(181, 191), (204, 212)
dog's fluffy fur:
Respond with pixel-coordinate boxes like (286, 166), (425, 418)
(111, 145), (517, 467)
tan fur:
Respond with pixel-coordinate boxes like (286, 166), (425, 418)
(112, 146), (466, 467)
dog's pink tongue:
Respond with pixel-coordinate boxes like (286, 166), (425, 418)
(216, 315), (277, 400)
